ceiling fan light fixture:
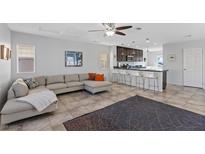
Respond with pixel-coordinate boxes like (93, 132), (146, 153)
(89, 23), (132, 37)
(105, 30), (115, 37)
(103, 23), (115, 29)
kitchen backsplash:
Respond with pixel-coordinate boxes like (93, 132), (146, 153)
(118, 61), (146, 67)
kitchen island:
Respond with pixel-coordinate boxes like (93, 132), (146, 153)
(113, 67), (168, 92)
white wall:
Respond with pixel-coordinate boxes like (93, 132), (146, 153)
(11, 32), (111, 80)
(109, 46), (117, 67)
(0, 24), (11, 110)
(163, 39), (205, 89)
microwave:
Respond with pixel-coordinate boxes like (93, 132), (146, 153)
(126, 55), (134, 61)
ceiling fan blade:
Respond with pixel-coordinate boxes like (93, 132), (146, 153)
(116, 26), (132, 30)
(115, 31), (126, 36)
(88, 30), (104, 32)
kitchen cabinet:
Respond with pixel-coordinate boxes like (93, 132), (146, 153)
(117, 46), (127, 61)
(139, 50), (143, 61)
(117, 46), (143, 62)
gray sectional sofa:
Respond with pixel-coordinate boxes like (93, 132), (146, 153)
(1, 73), (112, 125)
(42, 73), (112, 94)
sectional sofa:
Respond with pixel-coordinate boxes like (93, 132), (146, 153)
(1, 73), (112, 125)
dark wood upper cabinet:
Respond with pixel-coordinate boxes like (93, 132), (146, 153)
(139, 50), (143, 61)
(117, 46), (143, 62)
(117, 46), (127, 61)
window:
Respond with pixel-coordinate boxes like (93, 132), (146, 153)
(17, 44), (35, 73)
(99, 53), (108, 69)
(157, 55), (163, 66)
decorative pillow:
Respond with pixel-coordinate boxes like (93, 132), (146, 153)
(12, 79), (29, 98)
(24, 78), (39, 89)
(16, 78), (24, 82)
(95, 74), (104, 81)
(88, 73), (96, 80)
(7, 87), (15, 100)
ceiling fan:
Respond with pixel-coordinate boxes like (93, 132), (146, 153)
(88, 23), (132, 37)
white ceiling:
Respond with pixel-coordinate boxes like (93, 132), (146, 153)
(7, 23), (205, 49)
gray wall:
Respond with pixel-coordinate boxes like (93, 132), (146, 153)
(11, 32), (111, 80)
(163, 39), (205, 89)
(0, 24), (11, 110)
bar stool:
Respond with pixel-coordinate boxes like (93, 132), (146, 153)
(112, 69), (120, 83)
(132, 71), (143, 89)
(118, 70), (126, 84)
(142, 72), (159, 92)
(124, 71), (132, 86)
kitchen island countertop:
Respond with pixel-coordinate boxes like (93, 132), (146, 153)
(113, 67), (168, 72)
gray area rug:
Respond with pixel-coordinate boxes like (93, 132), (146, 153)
(64, 95), (205, 131)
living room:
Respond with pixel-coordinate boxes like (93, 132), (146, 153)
(1, 0), (205, 152)
(1, 23), (205, 131)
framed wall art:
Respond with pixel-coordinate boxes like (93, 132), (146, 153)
(65, 51), (83, 67)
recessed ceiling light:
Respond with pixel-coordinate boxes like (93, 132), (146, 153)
(127, 44), (130, 46)
(184, 34), (192, 38)
(153, 42), (158, 45)
(136, 45), (139, 48)
(146, 38), (150, 43)
(136, 27), (142, 30)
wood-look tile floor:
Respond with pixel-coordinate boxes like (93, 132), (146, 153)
(1, 83), (205, 131)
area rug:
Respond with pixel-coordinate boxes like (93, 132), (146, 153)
(63, 95), (205, 131)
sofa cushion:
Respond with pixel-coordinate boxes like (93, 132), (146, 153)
(29, 86), (48, 94)
(66, 81), (84, 87)
(2, 86), (51, 115)
(33, 76), (46, 86)
(46, 83), (67, 90)
(12, 79), (29, 98)
(47, 75), (64, 84)
(79, 73), (89, 81)
(1, 99), (34, 114)
(83, 80), (112, 88)
(65, 74), (79, 82)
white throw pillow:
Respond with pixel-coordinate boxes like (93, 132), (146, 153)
(12, 79), (29, 98)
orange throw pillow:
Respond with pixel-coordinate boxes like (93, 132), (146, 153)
(88, 73), (96, 80)
(95, 74), (104, 81)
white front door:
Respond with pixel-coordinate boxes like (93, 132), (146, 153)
(183, 48), (203, 88)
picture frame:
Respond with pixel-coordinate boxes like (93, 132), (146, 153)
(0, 45), (11, 60)
(167, 54), (176, 61)
(65, 51), (83, 67)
